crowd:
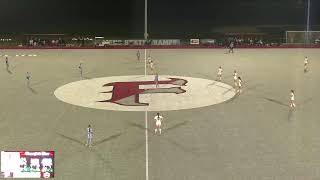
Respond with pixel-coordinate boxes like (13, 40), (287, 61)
(198, 36), (282, 47)
(229, 36), (281, 47)
(0, 35), (318, 48)
(27, 38), (65, 47)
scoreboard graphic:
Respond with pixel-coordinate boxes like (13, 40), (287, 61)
(1, 151), (54, 178)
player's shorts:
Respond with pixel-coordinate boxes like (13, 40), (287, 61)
(155, 120), (161, 127)
(291, 97), (294, 101)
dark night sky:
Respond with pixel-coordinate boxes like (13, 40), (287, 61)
(0, 0), (319, 36)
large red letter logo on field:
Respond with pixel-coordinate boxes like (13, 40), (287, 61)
(98, 78), (188, 106)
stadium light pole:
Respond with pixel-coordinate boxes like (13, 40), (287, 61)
(306, 0), (311, 44)
(144, 0), (148, 76)
(144, 0), (148, 40)
(144, 0), (149, 180)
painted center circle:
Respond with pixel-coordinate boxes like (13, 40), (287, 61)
(54, 75), (236, 111)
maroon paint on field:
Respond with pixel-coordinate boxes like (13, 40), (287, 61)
(99, 78), (188, 106)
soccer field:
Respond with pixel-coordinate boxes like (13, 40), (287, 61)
(1, 48), (320, 180)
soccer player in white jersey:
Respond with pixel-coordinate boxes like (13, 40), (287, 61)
(237, 77), (242, 94)
(154, 113), (163, 135)
(217, 66), (223, 81)
(228, 42), (234, 53)
(290, 90), (296, 109)
(147, 55), (152, 64)
(233, 70), (238, 87)
(304, 56), (308, 72)
(86, 124), (93, 147)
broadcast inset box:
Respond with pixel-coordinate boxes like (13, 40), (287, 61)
(1, 151), (54, 178)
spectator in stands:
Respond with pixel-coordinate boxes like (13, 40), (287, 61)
(249, 38), (253, 45)
(258, 39), (263, 46)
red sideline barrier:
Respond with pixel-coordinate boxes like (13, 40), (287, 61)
(1, 44), (320, 49)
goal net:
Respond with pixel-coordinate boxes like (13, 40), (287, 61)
(286, 31), (320, 44)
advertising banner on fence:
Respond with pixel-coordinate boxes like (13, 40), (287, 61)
(190, 39), (200, 45)
(95, 39), (124, 47)
(151, 39), (180, 45)
(200, 39), (216, 45)
(123, 39), (181, 46)
(124, 40), (146, 46)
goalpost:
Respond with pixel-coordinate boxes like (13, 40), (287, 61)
(286, 31), (320, 44)
(285, 0), (320, 45)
